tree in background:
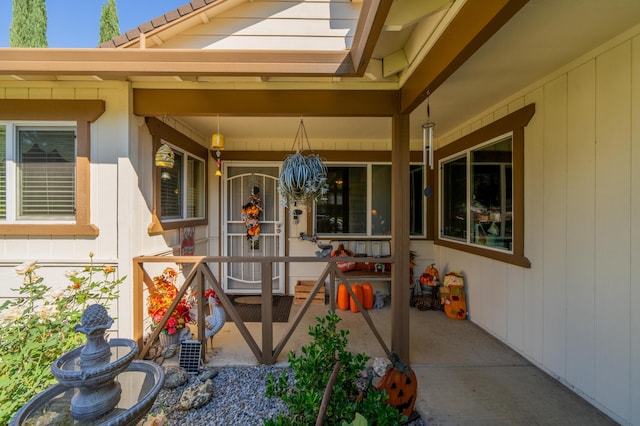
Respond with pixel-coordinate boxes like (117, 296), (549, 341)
(9, 0), (48, 47)
(99, 0), (120, 43)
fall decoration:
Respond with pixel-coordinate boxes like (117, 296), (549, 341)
(147, 267), (192, 336)
(350, 284), (363, 313)
(419, 263), (440, 287)
(376, 352), (418, 417)
(241, 190), (263, 250)
(361, 282), (374, 310)
(337, 283), (350, 311)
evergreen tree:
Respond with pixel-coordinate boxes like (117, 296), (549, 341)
(9, 0), (47, 48)
(99, 0), (120, 43)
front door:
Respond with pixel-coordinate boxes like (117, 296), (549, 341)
(222, 164), (285, 293)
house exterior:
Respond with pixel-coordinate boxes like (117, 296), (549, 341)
(0, 1), (639, 424)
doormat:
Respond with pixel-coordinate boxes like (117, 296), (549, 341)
(225, 295), (293, 323)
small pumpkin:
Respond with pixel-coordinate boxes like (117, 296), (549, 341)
(375, 353), (417, 417)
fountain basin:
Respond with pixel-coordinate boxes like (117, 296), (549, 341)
(10, 360), (165, 426)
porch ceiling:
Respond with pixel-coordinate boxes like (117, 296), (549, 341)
(0, 0), (639, 140)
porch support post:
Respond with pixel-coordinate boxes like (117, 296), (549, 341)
(261, 261), (274, 364)
(391, 112), (411, 363)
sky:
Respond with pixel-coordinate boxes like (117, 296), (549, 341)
(0, 0), (189, 48)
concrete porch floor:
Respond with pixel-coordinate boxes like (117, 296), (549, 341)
(202, 303), (617, 425)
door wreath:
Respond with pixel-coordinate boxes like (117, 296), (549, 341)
(241, 189), (263, 250)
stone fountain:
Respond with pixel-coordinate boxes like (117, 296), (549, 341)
(10, 304), (165, 426)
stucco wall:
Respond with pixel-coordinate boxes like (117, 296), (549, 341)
(435, 25), (640, 425)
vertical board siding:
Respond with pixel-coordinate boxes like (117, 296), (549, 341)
(630, 32), (640, 426)
(594, 41), (632, 420)
(523, 86), (545, 364)
(438, 26), (640, 424)
(542, 75), (568, 376)
(566, 60), (597, 398)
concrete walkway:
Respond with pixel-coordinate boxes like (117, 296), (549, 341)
(203, 303), (617, 425)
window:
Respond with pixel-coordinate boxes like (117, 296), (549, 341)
(0, 99), (104, 236)
(441, 134), (512, 250)
(147, 117), (208, 234)
(315, 163), (424, 237)
(0, 123), (76, 222)
(159, 147), (205, 221)
(434, 103), (534, 267)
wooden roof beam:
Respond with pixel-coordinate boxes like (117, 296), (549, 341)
(0, 49), (355, 77)
(133, 88), (399, 117)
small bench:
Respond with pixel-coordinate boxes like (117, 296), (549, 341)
(329, 240), (393, 296)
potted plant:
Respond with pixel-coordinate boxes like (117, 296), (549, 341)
(147, 267), (192, 346)
(278, 119), (328, 207)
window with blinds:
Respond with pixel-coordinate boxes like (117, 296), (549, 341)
(160, 147), (205, 221)
(17, 128), (76, 219)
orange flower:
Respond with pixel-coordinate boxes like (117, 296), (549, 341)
(147, 267), (191, 335)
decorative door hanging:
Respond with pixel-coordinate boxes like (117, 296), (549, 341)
(241, 185), (263, 250)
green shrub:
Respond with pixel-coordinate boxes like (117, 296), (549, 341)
(265, 311), (405, 425)
(0, 255), (123, 424)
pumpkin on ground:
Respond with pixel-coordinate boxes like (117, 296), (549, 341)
(337, 283), (350, 310)
(350, 284), (363, 313)
(375, 352), (417, 417)
(361, 282), (374, 309)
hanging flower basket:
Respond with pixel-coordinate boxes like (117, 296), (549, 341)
(278, 119), (328, 207)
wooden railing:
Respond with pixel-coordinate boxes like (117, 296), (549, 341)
(132, 255), (394, 365)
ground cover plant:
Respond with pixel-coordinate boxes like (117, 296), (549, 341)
(265, 310), (405, 425)
(0, 255), (123, 424)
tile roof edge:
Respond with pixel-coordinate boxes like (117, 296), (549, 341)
(99, 0), (217, 48)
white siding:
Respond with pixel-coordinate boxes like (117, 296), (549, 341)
(155, 0), (359, 51)
(436, 26), (640, 425)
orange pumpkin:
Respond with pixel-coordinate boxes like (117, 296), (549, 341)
(361, 282), (374, 309)
(376, 353), (417, 417)
(350, 284), (363, 313)
(337, 283), (350, 310)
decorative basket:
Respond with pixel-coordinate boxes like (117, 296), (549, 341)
(158, 331), (180, 348)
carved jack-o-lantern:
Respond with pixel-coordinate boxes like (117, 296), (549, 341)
(376, 354), (418, 417)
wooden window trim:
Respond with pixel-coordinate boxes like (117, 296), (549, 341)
(0, 99), (105, 237)
(146, 117), (208, 235)
(434, 103), (535, 268)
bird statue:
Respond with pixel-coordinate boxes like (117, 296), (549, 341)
(204, 292), (226, 344)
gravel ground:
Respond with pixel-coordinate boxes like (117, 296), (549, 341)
(148, 365), (425, 425)
(151, 365), (289, 425)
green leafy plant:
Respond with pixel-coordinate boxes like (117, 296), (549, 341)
(264, 311), (404, 425)
(0, 255), (123, 425)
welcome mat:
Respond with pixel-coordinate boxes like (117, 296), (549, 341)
(224, 295), (293, 323)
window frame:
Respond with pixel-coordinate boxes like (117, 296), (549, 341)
(434, 103), (535, 268)
(0, 99), (105, 237)
(158, 145), (206, 222)
(146, 117), (208, 235)
(314, 161), (426, 239)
